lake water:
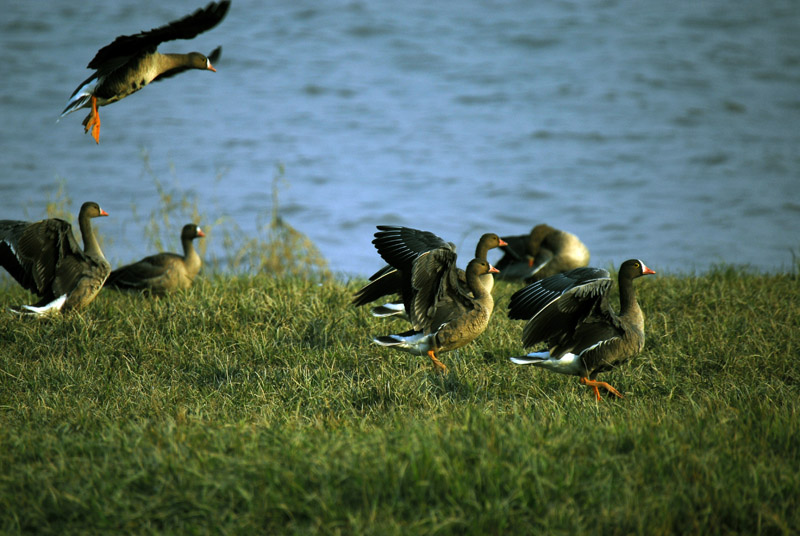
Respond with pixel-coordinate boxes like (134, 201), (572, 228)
(2, 0), (799, 278)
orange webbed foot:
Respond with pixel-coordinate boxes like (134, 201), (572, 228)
(82, 96), (101, 143)
(83, 114), (95, 133)
(427, 350), (448, 374)
(580, 377), (623, 401)
(90, 96), (100, 143)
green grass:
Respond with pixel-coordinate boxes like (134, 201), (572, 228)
(0, 267), (798, 535)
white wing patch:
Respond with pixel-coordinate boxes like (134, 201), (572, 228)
(1, 239), (18, 259)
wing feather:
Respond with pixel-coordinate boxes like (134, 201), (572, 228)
(372, 225), (453, 270)
(409, 248), (465, 332)
(88, 2), (230, 69)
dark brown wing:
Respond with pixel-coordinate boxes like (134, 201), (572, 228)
(0, 219), (83, 299)
(508, 267), (609, 319)
(552, 303), (626, 365)
(352, 226), (440, 308)
(496, 233), (529, 266)
(372, 225), (453, 271)
(508, 267), (613, 348)
(152, 46), (222, 82)
(351, 265), (402, 307)
(409, 248), (472, 333)
(51, 254), (111, 309)
(105, 253), (182, 290)
(367, 226), (455, 314)
(88, 2), (231, 69)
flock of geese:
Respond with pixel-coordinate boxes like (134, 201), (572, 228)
(1, 1), (656, 401)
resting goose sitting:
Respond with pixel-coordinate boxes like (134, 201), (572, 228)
(0, 202), (110, 314)
(508, 259), (655, 400)
(60, 1), (230, 143)
(105, 223), (205, 294)
(374, 258), (499, 373)
(352, 225), (506, 318)
(496, 223), (590, 282)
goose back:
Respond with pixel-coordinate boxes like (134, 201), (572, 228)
(105, 224), (204, 293)
(497, 224), (590, 282)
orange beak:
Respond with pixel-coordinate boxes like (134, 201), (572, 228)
(489, 264), (500, 274)
(99, 209), (109, 217)
(197, 228), (206, 238)
(208, 64), (217, 72)
(498, 238), (508, 247)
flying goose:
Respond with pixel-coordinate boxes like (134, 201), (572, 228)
(60, 1), (230, 143)
(0, 202), (110, 314)
(508, 259), (655, 400)
(496, 224), (590, 282)
(104, 223), (205, 294)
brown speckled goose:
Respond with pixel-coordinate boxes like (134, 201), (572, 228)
(496, 224), (590, 282)
(60, 1), (230, 143)
(105, 224), (205, 294)
(374, 258), (499, 373)
(0, 202), (110, 314)
(352, 225), (506, 318)
(508, 259), (655, 400)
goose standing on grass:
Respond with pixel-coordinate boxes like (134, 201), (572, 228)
(508, 259), (655, 400)
(0, 202), (110, 315)
(60, 1), (230, 144)
(352, 225), (506, 319)
(374, 257), (499, 373)
(496, 224), (590, 282)
(105, 224), (205, 294)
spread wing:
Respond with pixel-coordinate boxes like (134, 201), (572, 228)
(372, 225), (453, 271)
(507, 267), (613, 349)
(0, 219), (83, 299)
(88, 1), (230, 69)
(366, 226), (456, 315)
(351, 265), (402, 307)
(409, 248), (472, 333)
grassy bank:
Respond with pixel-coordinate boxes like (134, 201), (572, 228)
(0, 267), (798, 534)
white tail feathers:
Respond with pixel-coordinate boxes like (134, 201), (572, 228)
(61, 77), (99, 117)
(509, 351), (550, 365)
(60, 93), (92, 117)
(509, 351), (585, 376)
(372, 331), (433, 356)
(10, 294), (68, 316)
